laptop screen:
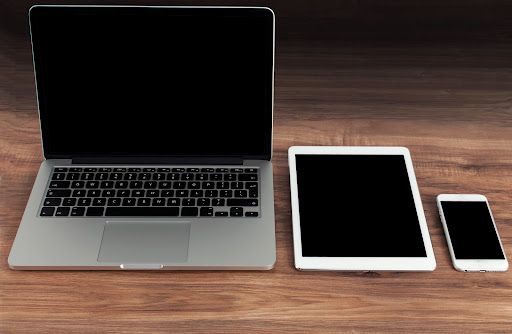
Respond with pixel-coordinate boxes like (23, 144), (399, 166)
(30, 6), (274, 159)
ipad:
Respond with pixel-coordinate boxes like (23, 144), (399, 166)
(288, 146), (436, 271)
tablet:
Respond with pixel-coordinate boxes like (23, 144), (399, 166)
(288, 146), (436, 271)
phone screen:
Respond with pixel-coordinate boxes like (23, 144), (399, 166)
(440, 201), (505, 259)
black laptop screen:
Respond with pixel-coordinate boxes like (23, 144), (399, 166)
(30, 6), (274, 159)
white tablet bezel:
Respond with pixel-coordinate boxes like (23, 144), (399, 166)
(288, 146), (436, 271)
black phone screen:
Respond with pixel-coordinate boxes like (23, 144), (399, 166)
(440, 201), (505, 259)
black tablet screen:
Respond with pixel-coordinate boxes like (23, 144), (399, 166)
(295, 154), (427, 257)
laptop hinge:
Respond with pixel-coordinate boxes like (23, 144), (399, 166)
(71, 156), (245, 165)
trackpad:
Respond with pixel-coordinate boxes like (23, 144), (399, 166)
(98, 222), (190, 263)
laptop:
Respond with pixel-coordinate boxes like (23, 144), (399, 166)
(8, 5), (276, 270)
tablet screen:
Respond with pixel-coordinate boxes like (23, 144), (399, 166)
(295, 154), (427, 257)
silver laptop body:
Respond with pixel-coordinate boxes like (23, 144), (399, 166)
(8, 5), (276, 270)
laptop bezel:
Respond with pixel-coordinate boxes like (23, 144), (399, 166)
(28, 5), (275, 162)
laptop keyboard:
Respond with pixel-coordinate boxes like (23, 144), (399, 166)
(39, 167), (260, 218)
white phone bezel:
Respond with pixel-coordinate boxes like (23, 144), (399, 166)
(288, 146), (436, 271)
(436, 194), (508, 272)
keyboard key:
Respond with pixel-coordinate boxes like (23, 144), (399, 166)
(157, 168), (170, 172)
(71, 207), (85, 216)
(144, 181), (157, 189)
(84, 168), (97, 172)
(231, 182), (243, 189)
(152, 198), (165, 206)
(230, 168), (244, 173)
(210, 174), (222, 181)
(220, 190), (232, 197)
(47, 189), (71, 197)
(52, 173), (66, 180)
(69, 167), (83, 172)
(44, 198), (62, 206)
(167, 173), (179, 180)
(159, 181), (172, 189)
(124, 173), (137, 180)
(224, 174), (237, 181)
(197, 198), (210, 206)
(55, 207), (70, 216)
(49, 181), (70, 188)
(100, 181), (114, 188)
(234, 190), (248, 198)
(115, 181), (128, 188)
(202, 181), (215, 189)
(99, 168), (112, 172)
(102, 190), (115, 197)
(172, 168), (185, 172)
(107, 198), (121, 206)
(230, 207), (243, 217)
(201, 168), (214, 172)
(114, 168), (126, 172)
(173, 182), (186, 189)
(54, 167), (68, 172)
(190, 190), (203, 197)
(215, 211), (228, 217)
(130, 181), (142, 188)
(212, 198), (225, 206)
(182, 198), (195, 206)
(217, 182), (229, 189)
(188, 182), (200, 189)
(132, 190), (144, 197)
(249, 189), (258, 198)
(186, 168), (200, 172)
(86, 181), (99, 188)
(181, 173), (194, 180)
(122, 198), (136, 206)
(205, 190), (218, 197)
(139, 173), (151, 180)
(77, 198), (91, 206)
(245, 182), (258, 189)
(147, 190), (160, 197)
(216, 168), (229, 173)
(196, 173), (208, 181)
(176, 190), (188, 197)
(128, 168), (141, 172)
(227, 199), (258, 207)
(95, 173), (109, 180)
(181, 207), (198, 217)
(105, 207), (179, 216)
(73, 189), (86, 197)
(200, 207), (214, 216)
(71, 181), (85, 188)
(167, 198), (180, 206)
(109, 173), (123, 180)
(161, 190), (174, 197)
(86, 207), (104, 216)
(81, 173), (94, 180)
(153, 173), (165, 181)
(238, 174), (258, 181)
(66, 173), (80, 180)
(62, 198), (77, 206)
(87, 190), (101, 197)
(137, 198), (151, 206)
(92, 198), (106, 206)
(40, 207), (55, 216)
(117, 190), (130, 197)
(245, 211), (258, 217)
(143, 168), (156, 172)
(246, 168), (258, 173)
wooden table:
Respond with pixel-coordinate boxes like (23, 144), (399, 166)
(1, 31), (511, 333)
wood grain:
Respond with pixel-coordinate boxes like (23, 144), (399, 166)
(1, 28), (512, 333)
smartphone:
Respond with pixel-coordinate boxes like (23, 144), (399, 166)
(437, 194), (508, 272)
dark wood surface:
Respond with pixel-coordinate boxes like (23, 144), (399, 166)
(1, 16), (512, 333)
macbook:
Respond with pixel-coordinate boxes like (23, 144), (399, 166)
(8, 5), (276, 270)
